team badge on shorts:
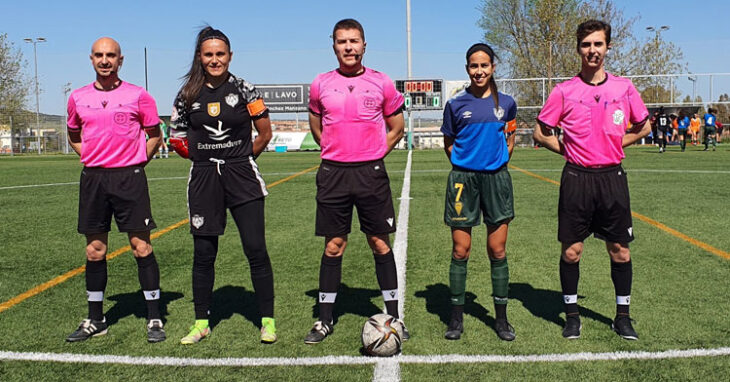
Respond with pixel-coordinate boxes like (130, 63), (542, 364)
(455, 201), (463, 216)
(613, 109), (625, 125)
(493, 106), (505, 120)
(225, 93), (239, 108)
(191, 214), (205, 229)
(207, 102), (221, 117)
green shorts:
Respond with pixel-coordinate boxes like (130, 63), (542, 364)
(705, 126), (717, 135)
(444, 166), (514, 227)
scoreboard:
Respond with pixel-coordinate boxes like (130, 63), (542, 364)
(395, 79), (443, 110)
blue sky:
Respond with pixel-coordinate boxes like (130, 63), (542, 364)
(2, 0), (729, 116)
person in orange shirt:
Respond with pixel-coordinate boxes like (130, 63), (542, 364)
(670, 114), (678, 143)
(689, 113), (701, 145)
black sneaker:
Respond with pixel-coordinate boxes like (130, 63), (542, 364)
(396, 319), (410, 341)
(445, 318), (463, 340)
(66, 318), (108, 342)
(494, 319), (515, 341)
(562, 316), (581, 339)
(147, 319), (166, 343)
(612, 316), (638, 340)
(304, 320), (333, 344)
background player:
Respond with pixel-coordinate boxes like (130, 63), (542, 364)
(703, 108), (718, 151)
(655, 107), (670, 153)
(677, 111), (689, 152)
(441, 43), (517, 342)
(66, 37), (165, 343)
(533, 20), (650, 340)
(690, 113), (701, 146)
(170, 27), (276, 344)
(304, 18), (407, 344)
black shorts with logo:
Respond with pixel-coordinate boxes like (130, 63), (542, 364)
(315, 159), (396, 237)
(188, 156), (268, 236)
(558, 162), (634, 244)
(78, 166), (156, 234)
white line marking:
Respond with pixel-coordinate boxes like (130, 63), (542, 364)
(373, 359), (400, 382)
(375, 150), (412, 382)
(1, 347), (728, 367)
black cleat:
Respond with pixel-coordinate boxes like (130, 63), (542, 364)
(66, 318), (108, 342)
(445, 318), (463, 340)
(562, 316), (581, 339)
(612, 316), (638, 340)
(304, 320), (333, 344)
(147, 319), (166, 343)
(495, 319), (515, 341)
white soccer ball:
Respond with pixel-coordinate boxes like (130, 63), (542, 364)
(361, 313), (404, 357)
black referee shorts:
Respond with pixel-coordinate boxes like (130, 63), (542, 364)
(315, 159), (396, 237)
(78, 166), (156, 234)
(558, 162), (634, 244)
(187, 157), (268, 236)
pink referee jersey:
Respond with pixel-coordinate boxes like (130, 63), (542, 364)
(67, 82), (159, 168)
(309, 67), (404, 162)
(538, 73), (649, 168)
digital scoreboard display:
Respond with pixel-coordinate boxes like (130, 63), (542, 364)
(395, 79), (443, 110)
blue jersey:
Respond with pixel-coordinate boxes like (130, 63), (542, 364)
(678, 116), (689, 129)
(704, 113), (716, 127)
(441, 90), (517, 171)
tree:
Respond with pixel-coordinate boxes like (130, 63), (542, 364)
(710, 93), (730, 123)
(477, 0), (683, 106)
(0, 33), (28, 115)
(632, 33), (685, 104)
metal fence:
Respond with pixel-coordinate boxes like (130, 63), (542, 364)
(2, 73), (727, 155)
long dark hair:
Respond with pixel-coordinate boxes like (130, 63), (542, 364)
(179, 26), (231, 107)
(466, 43), (499, 109)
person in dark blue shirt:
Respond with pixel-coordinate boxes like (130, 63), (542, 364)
(440, 43), (517, 342)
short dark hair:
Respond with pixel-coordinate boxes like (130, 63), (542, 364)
(332, 18), (365, 43)
(576, 20), (611, 51)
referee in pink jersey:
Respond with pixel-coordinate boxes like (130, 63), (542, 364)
(66, 37), (165, 343)
(304, 18), (407, 344)
(533, 20), (650, 341)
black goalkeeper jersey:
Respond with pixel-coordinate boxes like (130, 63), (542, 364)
(170, 73), (266, 161)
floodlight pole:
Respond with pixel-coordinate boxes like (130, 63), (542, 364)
(406, 0), (413, 150)
(63, 82), (72, 154)
(24, 37), (46, 154)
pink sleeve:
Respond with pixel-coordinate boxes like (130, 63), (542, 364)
(537, 86), (563, 127)
(67, 94), (81, 132)
(308, 75), (321, 115)
(381, 73), (404, 116)
(138, 90), (160, 127)
(626, 81), (649, 124)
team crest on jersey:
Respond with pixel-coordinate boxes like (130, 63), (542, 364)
(191, 214), (205, 229)
(363, 97), (377, 109)
(113, 112), (128, 125)
(493, 106), (505, 120)
(613, 109), (625, 125)
(207, 102), (221, 117)
(225, 93), (239, 108)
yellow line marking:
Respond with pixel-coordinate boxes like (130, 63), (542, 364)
(509, 164), (730, 260)
(0, 165), (319, 314)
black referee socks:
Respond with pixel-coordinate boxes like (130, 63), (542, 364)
(135, 252), (161, 320)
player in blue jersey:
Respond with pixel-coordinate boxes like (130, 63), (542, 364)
(703, 108), (718, 151)
(440, 43), (518, 341)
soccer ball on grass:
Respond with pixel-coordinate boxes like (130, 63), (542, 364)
(361, 313), (404, 357)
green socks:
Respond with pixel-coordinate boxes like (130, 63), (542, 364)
(490, 258), (509, 304)
(449, 257), (468, 306)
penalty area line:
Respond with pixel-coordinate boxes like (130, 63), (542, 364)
(1, 347), (729, 367)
